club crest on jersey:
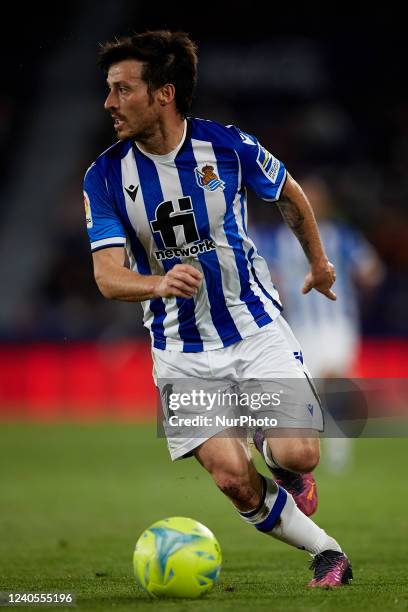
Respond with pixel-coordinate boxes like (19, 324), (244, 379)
(194, 164), (225, 192)
(83, 190), (93, 228)
(256, 145), (280, 183)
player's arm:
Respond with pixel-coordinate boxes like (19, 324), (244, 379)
(92, 247), (203, 301)
(278, 173), (336, 300)
(230, 125), (335, 300)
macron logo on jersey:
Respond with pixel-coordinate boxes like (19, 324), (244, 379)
(124, 184), (139, 201)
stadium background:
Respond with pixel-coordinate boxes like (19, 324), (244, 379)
(0, 5), (407, 610)
(0, 5), (407, 414)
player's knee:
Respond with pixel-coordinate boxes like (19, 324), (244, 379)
(280, 442), (320, 473)
(296, 447), (320, 473)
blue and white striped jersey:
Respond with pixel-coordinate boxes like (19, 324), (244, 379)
(251, 220), (376, 336)
(83, 118), (286, 352)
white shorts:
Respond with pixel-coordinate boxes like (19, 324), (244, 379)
(293, 322), (359, 377)
(152, 316), (323, 460)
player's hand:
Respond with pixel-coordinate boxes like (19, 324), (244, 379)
(154, 264), (203, 299)
(302, 261), (337, 301)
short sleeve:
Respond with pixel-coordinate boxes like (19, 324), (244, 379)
(83, 161), (127, 252)
(228, 126), (287, 202)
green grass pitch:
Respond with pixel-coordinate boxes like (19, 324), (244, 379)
(0, 423), (407, 611)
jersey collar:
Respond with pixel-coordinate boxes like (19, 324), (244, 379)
(134, 118), (191, 163)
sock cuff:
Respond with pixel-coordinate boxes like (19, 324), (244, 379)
(263, 440), (284, 470)
(255, 485), (287, 533)
(238, 475), (287, 532)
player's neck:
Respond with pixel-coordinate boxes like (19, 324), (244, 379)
(136, 117), (186, 156)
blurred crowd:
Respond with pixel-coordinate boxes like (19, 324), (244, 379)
(0, 7), (406, 341)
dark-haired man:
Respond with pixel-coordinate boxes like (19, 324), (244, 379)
(83, 30), (352, 587)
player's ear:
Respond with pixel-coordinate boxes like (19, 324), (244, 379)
(157, 83), (176, 107)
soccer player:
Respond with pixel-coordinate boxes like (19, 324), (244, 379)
(83, 31), (352, 587)
(252, 175), (384, 471)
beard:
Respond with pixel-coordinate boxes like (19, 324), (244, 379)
(113, 103), (158, 142)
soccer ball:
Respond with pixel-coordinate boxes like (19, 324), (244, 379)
(133, 516), (222, 598)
